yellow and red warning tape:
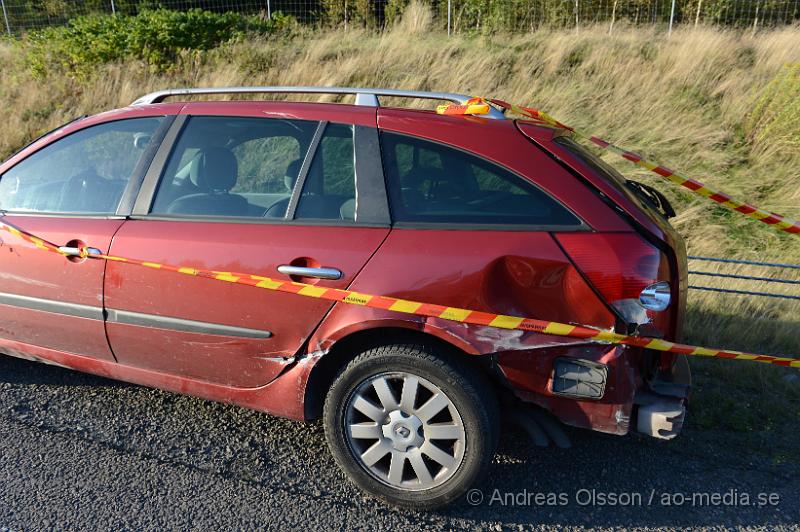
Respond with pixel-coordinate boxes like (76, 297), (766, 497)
(0, 218), (797, 369)
(437, 97), (800, 236)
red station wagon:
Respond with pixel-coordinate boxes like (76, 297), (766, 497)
(0, 87), (690, 508)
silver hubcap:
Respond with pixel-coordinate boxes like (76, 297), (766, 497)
(344, 372), (466, 491)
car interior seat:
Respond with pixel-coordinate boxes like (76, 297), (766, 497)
(166, 147), (250, 216)
(264, 158), (303, 218)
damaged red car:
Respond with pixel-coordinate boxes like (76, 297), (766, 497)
(0, 87), (690, 509)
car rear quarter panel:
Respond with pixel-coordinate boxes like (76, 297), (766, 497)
(308, 229), (616, 358)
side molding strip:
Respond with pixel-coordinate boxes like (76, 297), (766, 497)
(0, 291), (104, 320)
(106, 309), (273, 339)
(0, 291), (272, 339)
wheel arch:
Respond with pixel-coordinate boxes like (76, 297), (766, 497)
(303, 323), (492, 420)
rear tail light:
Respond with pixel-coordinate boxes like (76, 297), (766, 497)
(555, 233), (673, 337)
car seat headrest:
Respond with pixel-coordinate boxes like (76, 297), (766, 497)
(191, 147), (238, 192)
(340, 198), (356, 221)
(284, 158), (303, 192)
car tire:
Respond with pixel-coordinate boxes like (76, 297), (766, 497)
(323, 343), (499, 509)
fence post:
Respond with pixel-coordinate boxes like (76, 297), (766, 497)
(267, 0), (271, 20)
(110, 0), (116, 15)
(753, 0), (760, 35)
(609, 0), (618, 34)
(695, 0), (703, 26)
(669, 0), (676, 35)
(447, 0), (451, 36)
(1, 0), (11, 36)
(574, 0), (579, 33)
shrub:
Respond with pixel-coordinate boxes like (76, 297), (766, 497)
(24, 8), (295, 77)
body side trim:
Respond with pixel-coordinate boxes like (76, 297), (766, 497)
(0, 291), (271, 339)
(106, 308), (273, 339)
(0, 292), (103, 320)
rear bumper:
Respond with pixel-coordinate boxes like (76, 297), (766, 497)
(495, 344), (691, 438)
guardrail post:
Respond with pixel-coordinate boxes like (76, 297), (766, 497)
(1, 0), (11, 36)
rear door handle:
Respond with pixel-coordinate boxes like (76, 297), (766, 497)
(277, 265), (343, 280)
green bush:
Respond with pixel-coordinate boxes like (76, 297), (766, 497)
(384, 0), (411, 26)
(24, 8), (295, 77)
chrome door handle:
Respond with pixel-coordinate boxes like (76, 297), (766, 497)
(58, 246), (102, 257)
(277, 265), (342, 280)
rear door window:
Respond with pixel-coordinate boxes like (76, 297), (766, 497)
(295, 123), (357, 221)
(150, 116), (318, 218)
(0, 117), (164, 214)
(380, 132), (581, 226)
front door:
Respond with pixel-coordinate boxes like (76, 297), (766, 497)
(0, 116), (168, 361)
(104, 103), (390, 388)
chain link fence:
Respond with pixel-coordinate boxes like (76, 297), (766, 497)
(1, 0), (798, 35)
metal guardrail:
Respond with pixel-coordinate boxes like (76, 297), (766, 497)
(688, 255), (800, 270)
(688, 255), (800, 301)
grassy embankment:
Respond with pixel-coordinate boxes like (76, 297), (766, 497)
(0, 5), (798, 450)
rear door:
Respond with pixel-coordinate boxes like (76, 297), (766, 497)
(0, 115), (169, 361)
(104, 102), (390, 388)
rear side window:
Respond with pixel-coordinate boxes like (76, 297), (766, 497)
(380, 132), (580, 226)
(0, 117), (163, 214)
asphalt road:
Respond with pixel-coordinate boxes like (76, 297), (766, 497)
(0, 354), (797, 531)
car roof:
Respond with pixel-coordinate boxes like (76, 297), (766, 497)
(129, 86), (508, 120)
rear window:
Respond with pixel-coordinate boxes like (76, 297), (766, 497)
(554, 137), (630, 192)
(380, 132), (581, 227)
(553, 137), (670, 220)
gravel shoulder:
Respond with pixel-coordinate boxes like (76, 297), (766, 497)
(0, 354), (797, 531)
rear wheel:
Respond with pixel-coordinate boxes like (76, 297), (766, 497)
(323, 344), (499, 509)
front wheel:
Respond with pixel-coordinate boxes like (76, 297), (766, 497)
(323, 344), (499, 509)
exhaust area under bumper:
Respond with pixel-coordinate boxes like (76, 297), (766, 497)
(636, 397), (686, 440)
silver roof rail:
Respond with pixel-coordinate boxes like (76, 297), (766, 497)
(130, 86), (507, 120)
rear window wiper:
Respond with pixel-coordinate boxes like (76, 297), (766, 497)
(625, 180), (676, 219)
